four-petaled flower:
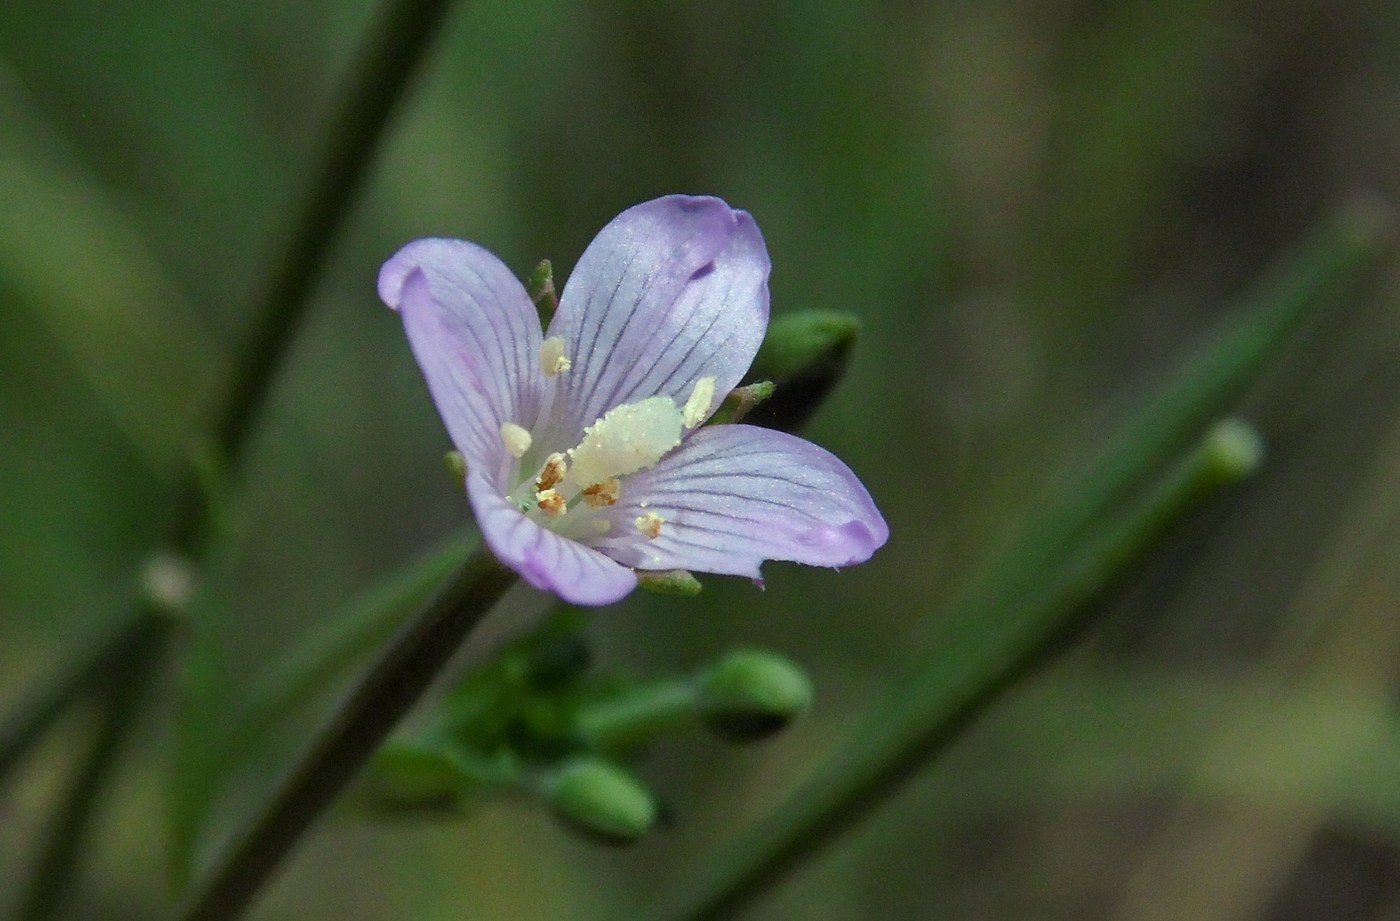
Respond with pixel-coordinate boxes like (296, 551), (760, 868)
(378, 195), (888, 605)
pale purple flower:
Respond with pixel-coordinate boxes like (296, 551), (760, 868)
(378, 195), (887, 606)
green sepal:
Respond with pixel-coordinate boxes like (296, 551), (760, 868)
(527, 259), (558, 325)
(362, 738), (519, 816)
(705, 381), (775, 427)
(637, 569), (703, 596)
(443, 450), (467, 484)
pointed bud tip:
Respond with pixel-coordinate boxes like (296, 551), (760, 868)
(698, 649), (813, 742)
(527, 259), (558, 322)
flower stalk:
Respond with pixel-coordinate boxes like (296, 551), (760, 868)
(175, 549), (516, 921)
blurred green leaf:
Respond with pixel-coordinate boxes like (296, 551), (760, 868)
(0, 64), (220, 476)
(931, 672), (1400, 833)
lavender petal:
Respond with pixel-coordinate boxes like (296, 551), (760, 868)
(379, 239), (545, 488)
(591, 425), (888, 578)
(547, 195), (769, 443)
(467, 472), (639, 606)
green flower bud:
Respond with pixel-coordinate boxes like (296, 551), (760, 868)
(544, 757), (657, 845)
(697, 649), (813, 742)
(1203, 417), (1265, 482)
(139, 550), (197, 617)
(744, 311), (860, 432)
(364, 741), (471, 814)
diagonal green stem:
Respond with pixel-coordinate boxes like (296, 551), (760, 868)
(645, 202), (1391, 921)
(648, 420), (1261, 921)
(3, 0), (464, 911)
(208, 0), (460, 469)
(0, 0), (464, 793)
(174, 549), (516, 921)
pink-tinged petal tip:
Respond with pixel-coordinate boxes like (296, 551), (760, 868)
(591, 425), (887, 579)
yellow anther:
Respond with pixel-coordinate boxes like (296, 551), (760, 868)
(581, 478), (620, 507)
(682, 377), (716, 428)
(536, 452), (568, 491)
(540, 336), (572, 376)
(500, 422), (532, 458)
(537, 489), (566, 517)
(634, 511), (664, 539)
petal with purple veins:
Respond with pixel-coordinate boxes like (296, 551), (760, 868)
(380, 239), (546, 488)
(467, 472), (638, 606)
(547, 196), (769, 442)
(590, 425), (888, 578)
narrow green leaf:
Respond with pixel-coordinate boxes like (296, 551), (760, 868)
(0, 69), (219, 475)
(647, 201), (1389, 921)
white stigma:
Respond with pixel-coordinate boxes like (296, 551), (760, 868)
(682, 377), (716, 428)
(540, 336), (572, 376)
(568, 396), (683, 487)
(500, 422), (532, 458)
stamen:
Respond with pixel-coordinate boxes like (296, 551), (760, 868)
(536, 452), (568, 491)
(581, 478), (620, 507)
(635, 511), (664, 539)
(540, 336), (572, 376)
(500, 422), (532, 458)
(537, 489), (566, 517)
(682, 377), (716, 428)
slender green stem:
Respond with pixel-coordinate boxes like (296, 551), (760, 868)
(5, 0), (464, 911)
(0, 0), (463, 787)
(648, 420), (1262, 921)
(577, 680), (699, 751)
(14, 614), (168, 921)
(210, 0), (460, 466)
(174, 550), (517, 921)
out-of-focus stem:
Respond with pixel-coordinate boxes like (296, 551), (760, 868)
(174, 550), (517, 921)
(14, 613), (168, 921)
(650, 420), (1264, 921)
(5, 0), (464, 910)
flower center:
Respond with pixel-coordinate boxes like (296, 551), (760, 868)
(501, 376), (717, 541)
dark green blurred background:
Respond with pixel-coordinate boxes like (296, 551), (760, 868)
(4, 0), (1400, 918)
